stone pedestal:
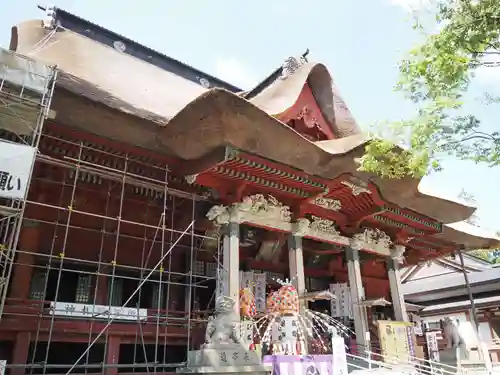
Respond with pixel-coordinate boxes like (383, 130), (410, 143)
(178, 343), (270, 374)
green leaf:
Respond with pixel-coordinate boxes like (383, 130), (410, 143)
(359, 0), (500, 178)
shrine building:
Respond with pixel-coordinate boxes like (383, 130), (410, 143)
(0, 5), (498, 374)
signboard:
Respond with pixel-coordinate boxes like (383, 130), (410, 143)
(0, 142), (36, 200)
(253, 272), (267, 312)
(329, 283), (352, 318)
(378, 320), (413, 363)
(425, 331), (440, 362)
(50, 302), (148, 321)
(406, 325), (416, 359)
(237, 270), (267, 313)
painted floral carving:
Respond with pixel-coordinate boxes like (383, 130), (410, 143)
(206, 194), (292, 226)
(309, 216), (340, 236)
(341, 181), (371, 196)
(292, 218), (310, 236)
(313, 197), (342, 211)
(351, 228), (392, 255)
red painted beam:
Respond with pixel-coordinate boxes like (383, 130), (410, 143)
(0, 317), (189, 337)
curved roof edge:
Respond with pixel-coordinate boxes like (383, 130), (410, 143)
(159, 88), (477, 226)
(248, 61), (361, 138)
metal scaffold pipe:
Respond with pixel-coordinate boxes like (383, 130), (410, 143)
(1, 78), (213, 371)
(26, 199), (214, 240)
(64, 220), (195, 375)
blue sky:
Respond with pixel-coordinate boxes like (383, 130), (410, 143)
(2, 0), (499, 230)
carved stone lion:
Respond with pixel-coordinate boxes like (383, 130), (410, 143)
(442, 317), (464, 349)
(204, 296), (242, 346)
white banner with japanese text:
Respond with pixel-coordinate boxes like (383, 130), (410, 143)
(50, 302), (148, 321)
(253, 272), (267, 313)
(0, 142), (36, 200)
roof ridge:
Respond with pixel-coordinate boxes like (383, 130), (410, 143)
(44, 5), (242, 93)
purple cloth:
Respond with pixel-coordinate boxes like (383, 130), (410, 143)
(263, 355), (333, 375)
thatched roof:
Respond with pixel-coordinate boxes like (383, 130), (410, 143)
(9, 16), (500, 250)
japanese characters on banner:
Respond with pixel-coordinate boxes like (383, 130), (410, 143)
(217, 270), (268, 312)
(238, 270), (267, 313)
(50, 302), (148, 321)
(329, 283), (352, 318)
(378, 320), (413, 364)
(253, 272), (267, 312)
(0, 142), (36, 200)
(239, 271), (253, 289)
(271, 316), (302, 355)
(406, 325), (416, 359)
(425, 331), (440, 362)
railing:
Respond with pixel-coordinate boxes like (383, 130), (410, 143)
(1, 297), (211, 334)
(365, 349), (466, 375)
(343, 342), (467, 375)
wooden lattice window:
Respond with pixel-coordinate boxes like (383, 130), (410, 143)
(75, 275), (92, 303)
(309, 278), (328, 291)
(193, 260), (205, 275)
(29, 269), (47, 300)
(206, 262), (217, 277)
(108, 278), (123, 306)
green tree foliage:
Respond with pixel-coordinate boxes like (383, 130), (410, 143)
(358, 0), (500, 178)
(468, 248), (500, 263)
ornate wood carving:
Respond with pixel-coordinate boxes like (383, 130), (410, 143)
(341, 181), (371, 196)
(313, 197), (342, 211)
(278, 83), (336, 141)
(350, 228), (392, 256)
(206, 195), (397, 256)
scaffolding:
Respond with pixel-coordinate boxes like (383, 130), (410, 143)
(0, 48), (221, 374)
(0, 47), (57, 320)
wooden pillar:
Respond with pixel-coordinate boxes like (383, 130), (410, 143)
(221, 222), (240, 314)
(288, 234), (305, 311)
(10, 221), (39, 299)
(104, 336), (121, 375)
(387, 253), (408, 322)
(12, 332), (30, 375)
(346, 247), (370, 354)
